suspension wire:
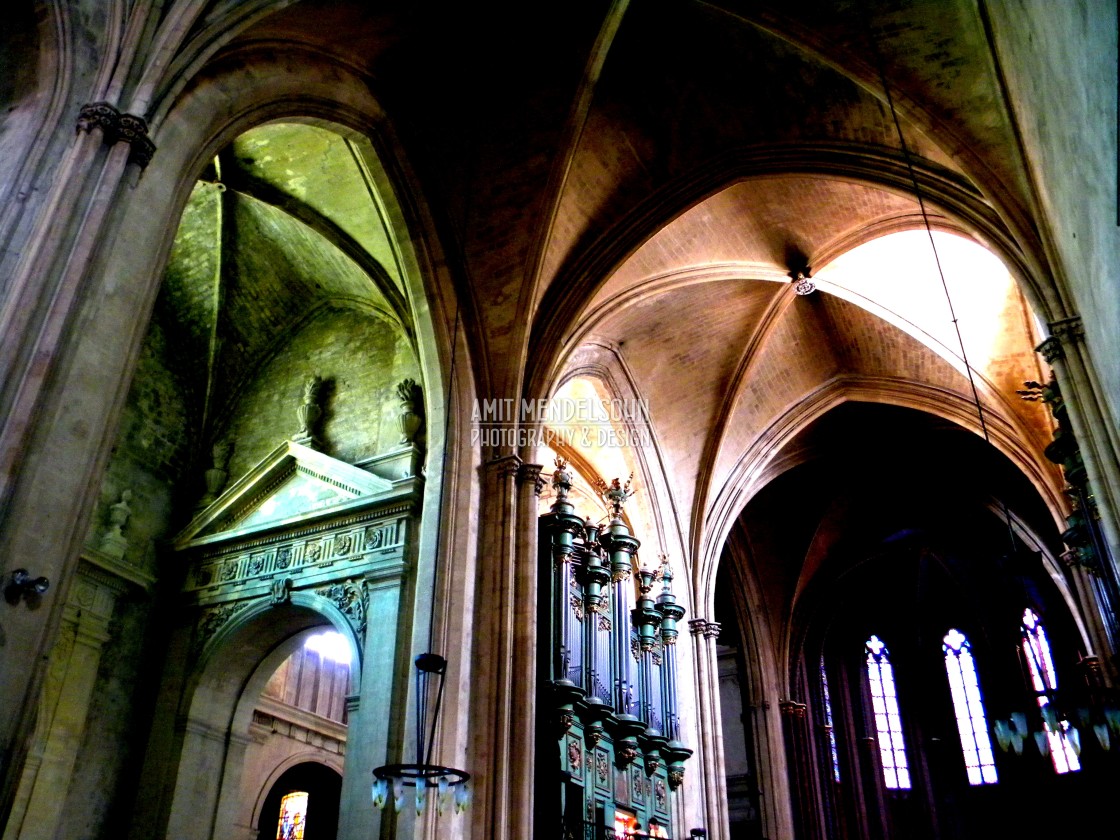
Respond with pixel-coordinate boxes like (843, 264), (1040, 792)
(864, 16), (1019, 552)
(428, 303), (462, 653)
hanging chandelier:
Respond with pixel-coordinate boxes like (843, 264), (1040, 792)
(371, 652), (471, 816)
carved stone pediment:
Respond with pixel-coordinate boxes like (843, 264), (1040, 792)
(174, 442), (396, 549)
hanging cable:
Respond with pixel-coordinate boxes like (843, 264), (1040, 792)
(427, 302), (462, 654)
(864, 14), (1019, 552)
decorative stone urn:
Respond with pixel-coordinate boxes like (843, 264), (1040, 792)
(98, 489), (133, 560)
(199, 441), (232, 507)
(397, 378), (423, 445)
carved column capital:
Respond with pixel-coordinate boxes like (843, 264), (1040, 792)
(485, 453), (523, 479)
(1050, 315), (1085, 344)
(689, 618), (720, 638)
(517, 463), (545, 495)
(779, 699), (808, 718)
(1039, 316), (1085, 363)
(1036, 336), (1063, 363)
(75, 102), (157, 169)
(76, 102), (119, 136)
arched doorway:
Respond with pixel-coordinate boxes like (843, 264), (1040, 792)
(256, 762), (342, 840)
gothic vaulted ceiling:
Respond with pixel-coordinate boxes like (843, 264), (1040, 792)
(153, 0), (1062, 565)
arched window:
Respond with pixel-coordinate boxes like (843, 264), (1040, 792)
(865, 635), (910, 789)
(276, 791), (308, 840)
(1020, 608), (1080, 773)
(820, 657), (841, 782)
(942, 629), (997, 784)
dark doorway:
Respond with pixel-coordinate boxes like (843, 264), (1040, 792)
(257, 762), (341, 840)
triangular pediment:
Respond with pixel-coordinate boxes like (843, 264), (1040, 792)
(174, 441), (395, 548)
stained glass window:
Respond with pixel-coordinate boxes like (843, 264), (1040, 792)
(276, 791), (308, 840)
(820, 657), (841, 782)
(865, 635), (910, 789)
(1020, 608), (1080, 773)
(942, 629), (997, 784)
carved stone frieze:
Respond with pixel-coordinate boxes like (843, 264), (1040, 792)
(275, 546), (293, 569)
(688, 617), (720, 639)
(1036, 336), (1063, 363)
(517, 463), (544, 493)
(188, 516), (405, 594)
(76, 102), (119, 135)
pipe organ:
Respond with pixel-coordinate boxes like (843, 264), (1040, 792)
(538, 459), (692, 837)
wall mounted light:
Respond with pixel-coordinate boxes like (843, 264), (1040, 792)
(4, 569), (49, 607)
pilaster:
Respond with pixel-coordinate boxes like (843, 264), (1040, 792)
(780, 698), (825, 840)
(1039, 317), (1120, 595)
(2, 561), (127, 840)
(469, 453), (522, 839)
(508, 463), (543, 837)
(689, 618), (729, 839)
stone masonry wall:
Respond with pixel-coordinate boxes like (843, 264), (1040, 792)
(217, 307), (421, 480)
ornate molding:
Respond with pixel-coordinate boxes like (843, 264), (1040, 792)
(76, 102), (156, 168)
(270, 576), (292, 605)
(316, 578), (368, 639)
(187, 516), (403, 593)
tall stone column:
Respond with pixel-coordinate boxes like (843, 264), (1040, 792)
(0, 102), (157, 818)
(689, 618), (729, 839)
(509, 463), (543, 836)
(1058, 547), (1115, 669)
(469, 453), (522, 839)
(1040, 321), (1120, 585)
(746, 690), (796, 840)
(1037, 328), (1120, 678)
(780, 699), (826, 840)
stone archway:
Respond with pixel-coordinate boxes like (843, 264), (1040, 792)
(255, 761), (343, 840)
